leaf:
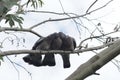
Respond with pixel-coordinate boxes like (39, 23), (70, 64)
(26, 0), (44, 8)
(5, 18), (9, 23)
(12, 15), (23, 23)
(9, 19), (15, 27)
(5, 14), (24, 28)
(19, 23), (23, 29)
(5, 14), (11, 23)
(5, 14), (15, 27)
(38, 0), (44, 7)
(18, 17), (24, 21)
(0, 55), (3, 61)
(31, 0), (36, 8)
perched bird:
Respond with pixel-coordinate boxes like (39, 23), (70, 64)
(41, 33), (62, 66)
(23, 33), (55, 66)
(59, 32), (76, 68)
(23, 32), (76, 68)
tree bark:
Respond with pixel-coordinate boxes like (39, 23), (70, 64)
(66, 40), (120, 80)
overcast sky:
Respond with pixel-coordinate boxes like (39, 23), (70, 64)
(1, 0), (120, 80)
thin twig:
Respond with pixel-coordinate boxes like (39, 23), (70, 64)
(29, 0), (113, 29)
(86, 0), (98, 13)
(58, 0), (65, 12)
(88, 0), (113, 14)
(13, 62), (32, 80)
(6, 56), (32, 80)
(79, 30), (119, 47)
(26, 10), (79, 16)
(6, 56), (20, 80)
(58, 0), (81, 36)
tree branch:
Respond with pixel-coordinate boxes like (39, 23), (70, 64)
(0, 41), (113, 56)
(66, 39), (120, 80)
(86, 0), (98, 13)
(29, 0), (113, 29)
(0, 27), (42, 37)
(87, 0), (113, 14)
(79, 30), (119, 47)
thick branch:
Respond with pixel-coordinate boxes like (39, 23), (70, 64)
(66, 40), (120, 80)
(0, 50), (72, 56)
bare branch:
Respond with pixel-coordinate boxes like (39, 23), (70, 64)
(6, 56), (20, 80)
(29, 12), (93, 29)
(29, 0), (113, 29)
(86, 0), (98, 13)
(6, 50), (32, 80)
(0, 27), (42, 38)
(79, 30), (119, 47)
(58, 0), (65, 12)
(29, 16), (84, 29)
(0, 41), (114, 56)
(87, 0), (113, 14)
(26, 10), (80, 16)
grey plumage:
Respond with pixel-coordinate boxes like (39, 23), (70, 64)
(23, 35), (53, 66)
(42, 33), (62, 66)
(23, 32), (76, 68)
(59, 32), (76, 68)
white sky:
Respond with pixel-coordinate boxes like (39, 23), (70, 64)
(1, 0), (120, 80)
